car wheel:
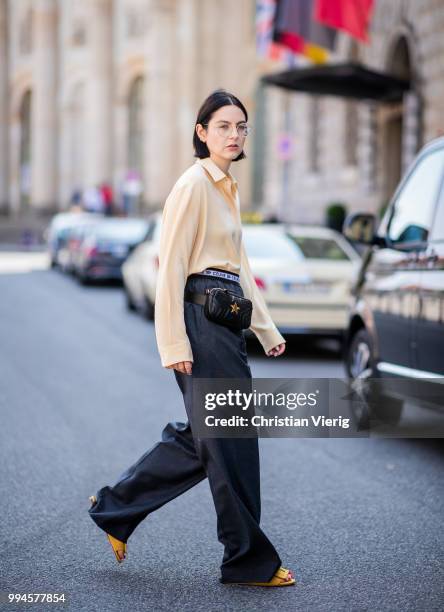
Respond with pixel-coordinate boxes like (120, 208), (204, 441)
(144, 296), (155, 320)
(346, 328), (403, 428)
(347, 328), (374, 380)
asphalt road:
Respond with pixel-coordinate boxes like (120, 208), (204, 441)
(0, 253), (443, 612)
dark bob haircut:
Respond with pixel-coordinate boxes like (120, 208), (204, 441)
(193, 89), (248, 162)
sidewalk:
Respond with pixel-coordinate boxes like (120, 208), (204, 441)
(0, 248), (49, 274)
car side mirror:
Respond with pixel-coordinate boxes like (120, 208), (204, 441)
(342, 213), (385, 247)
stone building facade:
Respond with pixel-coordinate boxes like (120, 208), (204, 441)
(1, 0), (444, 227)
(0, 0), (258, 217)
(260, 0), (444, 224)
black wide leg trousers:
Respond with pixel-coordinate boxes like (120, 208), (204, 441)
(88, 273), (282, 583)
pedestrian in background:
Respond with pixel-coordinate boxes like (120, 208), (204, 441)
(69, 187), (83, 210)
(83, 185), (104, 214)
(88, 89), (295, 588)
(100, 182), (114, 216)
(122, 170), (143, 216)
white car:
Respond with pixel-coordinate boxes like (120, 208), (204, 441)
(282, 223), (361, 336)
(240, 223), (361, 342)
(45, 211), (103, 269)
(121, 212), (162, 318)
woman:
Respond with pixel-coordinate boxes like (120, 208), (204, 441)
(88, 89), (295, 587)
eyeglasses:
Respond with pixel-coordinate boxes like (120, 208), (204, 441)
(203, 122), (252, 138)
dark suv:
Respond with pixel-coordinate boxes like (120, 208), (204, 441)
(342, 137), (444, 425)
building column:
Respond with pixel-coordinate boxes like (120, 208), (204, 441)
(31, 0), (58, 211)
(85, 0), (113, 188)
(176, 0), (199, 177)
(0, 1), (8, 213)
(144, 0), (176, 208)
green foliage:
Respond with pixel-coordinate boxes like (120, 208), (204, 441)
(325, 202), (347, 232)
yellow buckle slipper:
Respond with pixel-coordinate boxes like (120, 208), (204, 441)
(229, 566), (296, 587)
(89, 495), (127, 563)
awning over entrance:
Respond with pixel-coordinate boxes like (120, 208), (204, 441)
(261, 62), (410, 102)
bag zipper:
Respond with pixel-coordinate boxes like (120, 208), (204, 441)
(205, 287), (227, 294)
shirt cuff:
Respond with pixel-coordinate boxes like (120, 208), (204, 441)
(159, 340), (194, 368)
(253, 326), (286, 355)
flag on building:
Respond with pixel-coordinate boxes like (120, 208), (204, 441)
(273, 0), (338, 64)
(314, 0), (375, 43)
(256, 0), (293, 62)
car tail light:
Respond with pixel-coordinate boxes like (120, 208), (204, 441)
(255, 277), (266, 291)
(154, 255), (159, 269)
(84, 245), (98, 258)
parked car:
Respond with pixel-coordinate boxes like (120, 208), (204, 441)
(121, 212), (161, 318)
(45, 211), (103, 269)
(285, 224), (361, 332)
(64, 221), (100, 274)
(242, 223), (359, 343)
(343, 136), (444, 426)
(73, 217), (150, 284)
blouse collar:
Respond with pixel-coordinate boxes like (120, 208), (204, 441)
(196, 157), (238, 186)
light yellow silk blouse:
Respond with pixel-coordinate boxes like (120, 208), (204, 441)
(154, 156), (286, 368)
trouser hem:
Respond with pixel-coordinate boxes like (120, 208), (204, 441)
(219, 558), (282, 584)
(88, 488), (138, 543)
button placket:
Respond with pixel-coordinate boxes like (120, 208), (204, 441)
(219, 179), (239, 222)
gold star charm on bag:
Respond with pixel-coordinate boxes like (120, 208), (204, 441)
(230, 302), (240, 315)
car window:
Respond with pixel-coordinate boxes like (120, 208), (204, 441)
(287, 235), (350, 260)
(94, 221), (148, 242)
(387, 148), (444, 245)
(242, 229), (304, 260)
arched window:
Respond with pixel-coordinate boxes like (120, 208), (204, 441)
(381, 34), (419, 199)
(390, 36), (411, 81)
(127, 76), (145, 174)
(19, 90), (32, 207)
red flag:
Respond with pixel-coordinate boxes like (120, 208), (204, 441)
(275, 0), (337, 51)
(277, 31), (305, 54)
(314, 0), (374, 43)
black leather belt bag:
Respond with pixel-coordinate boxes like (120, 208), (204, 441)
(185, 287), (252, 331)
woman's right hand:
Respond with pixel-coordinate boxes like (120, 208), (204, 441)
(166, 361), (193, 375)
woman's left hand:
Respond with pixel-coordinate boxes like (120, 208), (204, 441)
(266, 343), (286, 357)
